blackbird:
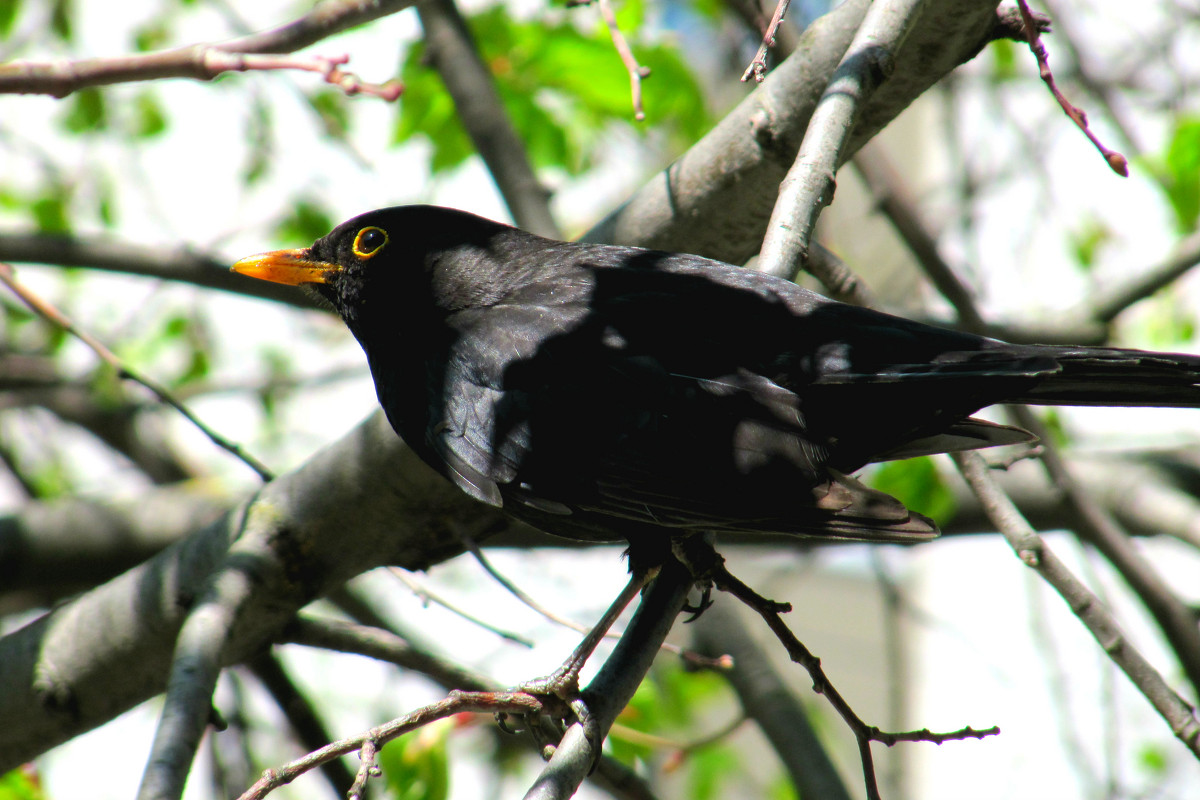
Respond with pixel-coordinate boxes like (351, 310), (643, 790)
(232, 205), (1200, 553)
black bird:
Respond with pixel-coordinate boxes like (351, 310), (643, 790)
(232, 205), (1200, 555)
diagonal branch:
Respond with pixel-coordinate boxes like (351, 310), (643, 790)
(756, 0), (930, 281)
(416, 0), (561, 238)
(0, 263), (274, 481)
(953, 451), (1200, 760)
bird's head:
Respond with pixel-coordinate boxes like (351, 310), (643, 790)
(231, 205), (522, 328)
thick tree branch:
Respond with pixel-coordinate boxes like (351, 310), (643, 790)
(0, 413), (518, 771)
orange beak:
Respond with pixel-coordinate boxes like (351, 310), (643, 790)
(231, 249), (340, 286)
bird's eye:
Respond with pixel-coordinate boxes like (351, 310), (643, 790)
(352, 227), (389, 259)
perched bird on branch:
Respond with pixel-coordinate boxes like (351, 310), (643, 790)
(233, 205), (1200, 561)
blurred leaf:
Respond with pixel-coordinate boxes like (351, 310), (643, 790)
(0, 764), (46, 800)
(868, 456), (956, 526)
(990, 38), (1016, 81)
(49, 0), (70, 41)
(378, 719), (452, 800)
(768, 774), (799, 800)
(686, 744), (742, 800)
(610, 662), (730, 764)
(1138, 292), (1196, 349)
(1144, 116), (1200, 233)
(1067, 216), (1112, 272)
(132, 92), (169, 138)
(31, 187), (71, 233)
(96, 175), (117, 227)
(274, 199), (333, 247)
(61, 88), (108, 134)
(0, 0), (21, 38)
(396, 6), (710, 176)
(307, 89), (351, 140)
(133, 20), (171, 52)
(243, 96), (272, 185)
(1136, 741), (1169, 777)
(1039, 408), (1070, 449)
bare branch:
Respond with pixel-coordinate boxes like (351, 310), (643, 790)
(584, 0), (1005, 264)
(1009, 407), (1200, 699)
(237, 690), (548, 800)
(595, 0), (652, 120)
(0, 263), (274, 480)
(741, 0), (795, 83)
(1087, 228), (1200, 324)
(757, 0), (930, 281)
(1014, 0), (1128, 176)
(417, 0), (561, 238)
(0, 0), (418, 97)
(692, 600), (853, 800)
(0, 232), (322, 309)
(0, 50), (401, 99)
(851, 145), (986, 329)
(524, 557), (693, 800)
(953, 451), (1200, 760)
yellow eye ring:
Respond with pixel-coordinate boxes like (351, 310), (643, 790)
(352, 226), (389, 259)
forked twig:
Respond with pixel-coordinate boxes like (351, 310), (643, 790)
(712, 559), (998, 800)
(741, 0), (793, 83)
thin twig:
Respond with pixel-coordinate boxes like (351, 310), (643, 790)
(0, 49), (402, 99)
(596, 0), (652, 121)
(1014, 0), (1127, 176)
(1009, 406), (1200, 699)
(741, 0), (793, 83)
(0, 262), (274, 481)
(712, 561), (998, 800)
(236, 690), (549, 800)
(953, 451), (1200, 759)
(456, 530), (731, 670)
(389, 567), (535, 647)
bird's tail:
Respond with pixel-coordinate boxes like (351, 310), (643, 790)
(1006, 345), (1200, 408)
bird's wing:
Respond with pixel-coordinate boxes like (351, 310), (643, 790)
(429, 294), (937, 542)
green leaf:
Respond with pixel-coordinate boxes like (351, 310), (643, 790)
(378, 720), (452, 800)
(133, 20), (170, 52)
(686, 745), (742, 800)
(1136, 741), (1170, 777)
(990, 38), (1016, 81)
(1144, 116), (1200, 233)
(49, 0), (70, 41)
(307, 89), (351, 140)
(868, 456), (956, 526)
(61, 87), (108, 134)
(95, 175), (117, 226)
(0, 765), (47, 800)
(132, 92), (168, 138)
(1067, 216), (1112, 272)
(273, 199), (332, 247)
(243, 96), (272, 186)
(31, 188), (70, 233)
(395, 6), (710, 177)
(0, 0), (21, 38)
